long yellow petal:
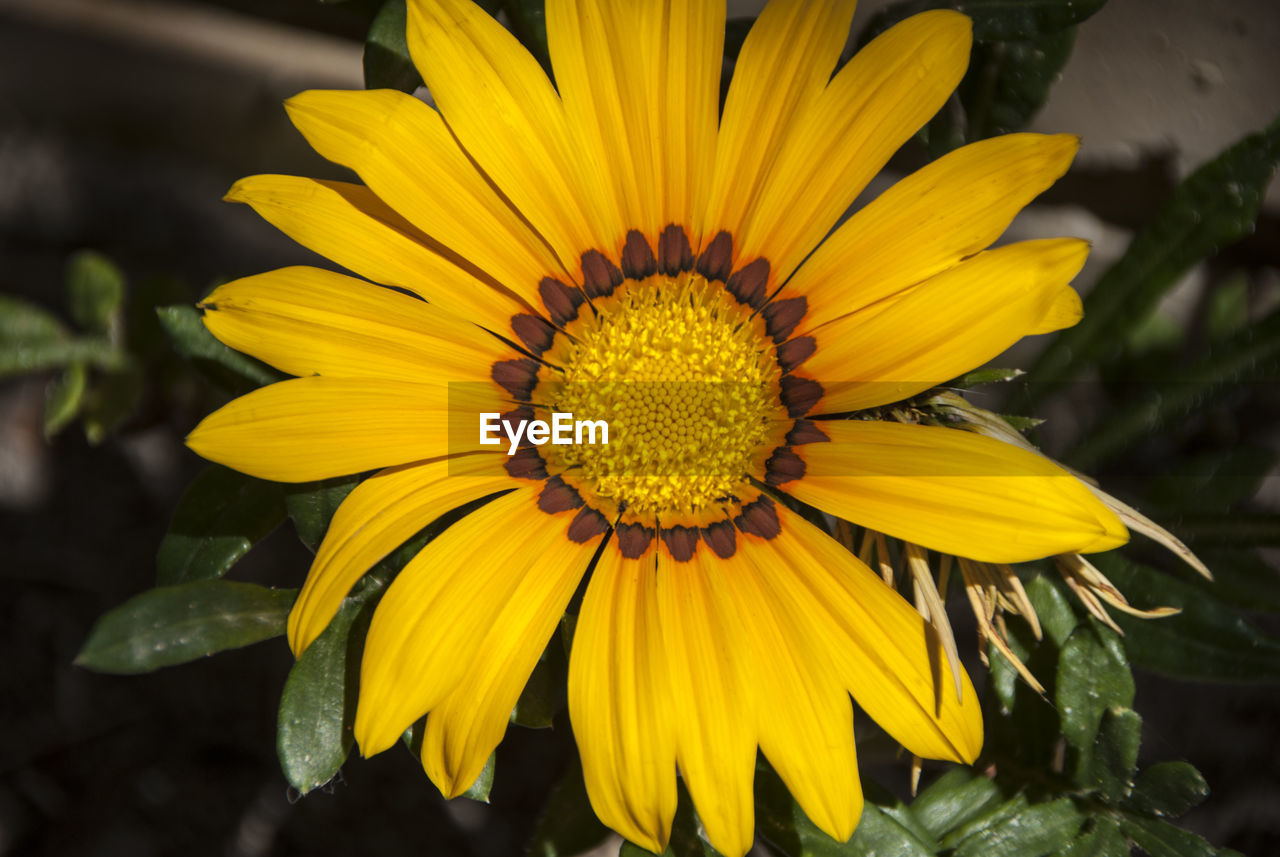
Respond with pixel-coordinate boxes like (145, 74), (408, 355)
(700, 0), (855, 256)
(803, 239), (1089, 413)
(657, 549), (757, 857)
(421, 512), (602, 797)
(570, 547), (678, 854)
(407, 0), (617, 262)
(185, 376), (501, 482)
(751, 506), (984, 763)
(787, 133), (1080, 330)
(740, 11), (971, 291)
(284, 88), (563, 306)
(223, 176), (526, 331)
(287, 455), (513, 655)
(200, 266), (507, 383)
(787, 420), (1129, 562)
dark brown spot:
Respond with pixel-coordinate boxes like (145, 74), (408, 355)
(504, 447), (549, 480)
(621, 230), (657, 280)
(764, 447), (806, 486)
(581, 249), (624, 299)
(695, 230), (733, 282)
(660, 525), (700, 562)
(616, 522), (656, 559)
(763, 297), (807, 343)
(511, 313), (556, 355)
(786, 419), (830, 446)
(776, 336), (816, 372)
(734, 496), (781, 540)
(537, 475), (584, 514)
(701, 520), (737, 559)
(568, 506), (610, 543)
(538, 277), (584, 326)
(658, 224), (694, 275)
(725, 258), (769, 308)
(780, 376), (823, 417)
(491, 358), (539, 400)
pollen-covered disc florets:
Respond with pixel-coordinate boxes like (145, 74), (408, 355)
(537, 274), (786, 517)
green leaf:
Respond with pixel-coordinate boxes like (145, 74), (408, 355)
(939, 793), (1028, 850)
(1089, 707), (1142, 803)
(526, 759), (612, 857)
(364, 0), (422, 92)
(911, 766), (1003, 840)
(1145, 446), (1278, 515)
(0, 294), (65, 345)
(82, 359), (144, 444)
(285, 475), (362, 553)
(1125, 762), (1210, 819)
(156, 465), (288, 585)
(43, 362), (88, 437)
(511, 634), (568, 729)
(1055, 623), (1135, 754)
(1204, 271), (1250, 340)
(1027, 573), (1080, 647)
(461, 753), (496, 803)
(0, 295), (125, 377)
(1119, 816), (1217, 857)
(1095, 554), (1280, 682)
(860, 0), (1106, 43)
(951, 797), (1084, 857)
(1027, 113), (1280, 395)
(1057, 816), (1128, 857)
(156, 304), (281, 392)
(949, 367), (1024, 389)
(75, 581), (295, 674)
(1192, 549), (1280, 613)
(65, 249), (125, 334)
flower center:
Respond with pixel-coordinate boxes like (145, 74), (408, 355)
(537, 273), (786, 518)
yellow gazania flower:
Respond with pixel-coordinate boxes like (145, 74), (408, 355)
(186, 0), (1129, 853)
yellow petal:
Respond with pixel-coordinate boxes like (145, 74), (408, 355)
(356, 487), (573, 754)
(284, 88), (563, 305)
(570, 547), (677, 854)
(656, 549), (757, 857)
(223, 176), (525, 331)
(200, 266), (507, 383)
(287, 454), (513, 655)
(185, 376), (501, 482)
(804, 239), (1089, 413)
(751, 506), (984, 763)
(421, 508), (601, 797)
(787, 420), (1129, 562)
(407, 0), (616, 262)
(700, 0), (856, 257)
(741, 11), (971, 290)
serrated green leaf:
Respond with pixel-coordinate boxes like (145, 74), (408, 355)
(1095, 554), (1280, 682)
(1056, 816), (1128, 857)
(526, 758), (612, 857)
(65, 249), (125, 334)
(364, 0), (422, 92)
(461, 753), (496, 803)
(1124, 762), (1209, 818)
(43, 362), (88, 437)
(285, 475), (362, 553)
(911, 766), (1003, 840)
(940, 793), (1029, 850)
(1089, 707), (1142, 803)
(1027, 573), (1079, 647)
(75, 581), (295, 674)
(1119, 816), (1217, 857)
(1027, 114), (1280, 396)
(156, 304), (281, 392)
(511, 634), (567, 729)
(952, 797), (1084, 857)
(157, 465), (288, 585)
(1056, 623), (1134, 754)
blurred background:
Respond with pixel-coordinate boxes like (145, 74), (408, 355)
(2, 0), (1278, 855)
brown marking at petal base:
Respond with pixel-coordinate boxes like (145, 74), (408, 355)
(616, 522), (656, 559)
(504, 447), (549, 480)
(764, 447), (806, 486)
(581, 250), (624, 299)
(491, 358), (540, 400)
(780, 376), (823, 417)
(621, 230), (658, 280)
(511, 313), (557, 354)
(539, 277), (584, 326)
(658, 224), (694, 275)
(695, 230), (733, 282)
(701, 520), (737, 559)
(568, 506), (610, 543)
(498, 406), (536, 449)
(763, 297), (807, 343)
(786, 419), (830, 446)
(538, 475), (584, 514)
(734, 496), (781, 540)
(776, 336), (816, 372)
(660, 525), (700, 562)
(725, 258), (769, 308)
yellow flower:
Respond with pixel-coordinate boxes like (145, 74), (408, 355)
(186, 0), (1128, 853)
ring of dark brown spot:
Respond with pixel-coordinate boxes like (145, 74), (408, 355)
(695, 230), (733, 282)
(568, 506), (610, 543)
(734, 496), (781, 540)
(780, 375), (824, 418)
(581, 250), (624, 299)
(491, 358), (539, 400)
(617, 522), (656, 558)
(786, 419), (830, 446)
(658, 225), (694, 275)
(764, 447), (806, 486)
(504, 447), (549, 480)
(510, 313), (557, 355)
(621, 230), (658, 280)
(701, 520), (737, 559)
(537, 475), (584, 514)
(539, 277), (585, 326)
(659, 525), (700, 562)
